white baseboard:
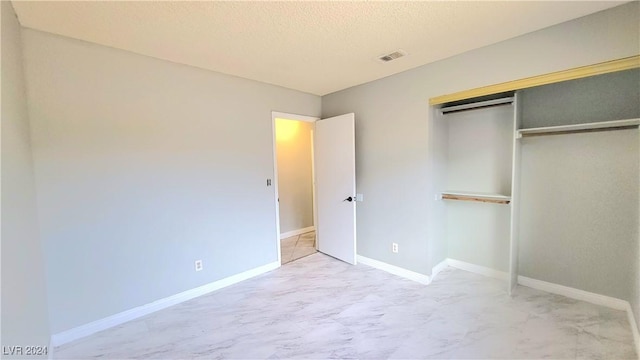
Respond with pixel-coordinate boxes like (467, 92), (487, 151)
(280, 226), (315, 239)
(625, 302), (640, 358)
(48, 339), (54, 360)
(50, 261), (280, 347)
(447, 258), (509, 281)
(516, 276), (627, 310)
(427, 258), (640, 355)
(356, 255), (431, 285)
(517, 275), (640, 355)
(430, 259), (449, 283)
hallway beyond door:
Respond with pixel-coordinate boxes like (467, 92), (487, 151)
(281, 231), (316, 264)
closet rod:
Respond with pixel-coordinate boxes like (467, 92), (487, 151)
(518, 119), (640, 138)
(441, 97), (513, 115)
(520, 125), (638, 138)
(441, 193), (511, 205)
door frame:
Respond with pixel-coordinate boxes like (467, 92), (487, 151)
(271, 111), (320, 265)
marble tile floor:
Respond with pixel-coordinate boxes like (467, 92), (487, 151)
(55, 253), (637, 359)
(281, 231), (317, 265)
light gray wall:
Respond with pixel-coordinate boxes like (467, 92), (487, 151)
(518, 130), (638, 301)
(426, 108), (449, 271)
(275, 119), (314, 234)
(1, 1), (51, 356)
(444, 105), (514, 272)
(21, 29), (320, 334)
(445, 106), (513, 196)
(321, 2), (639, 275)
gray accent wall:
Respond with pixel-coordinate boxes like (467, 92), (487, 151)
(21, 29), (320, 334)
(1, 1), (51, 356)
(517, 67), (639, 328)
(518, 130), (638, 302)
(520, 69), (640, 129)
(322, 2), (639, 275)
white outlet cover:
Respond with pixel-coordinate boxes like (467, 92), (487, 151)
(356, 193), (364, 202)
(195, 260), (203, 271)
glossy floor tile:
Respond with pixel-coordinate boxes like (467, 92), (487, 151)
(281, 231), (317, 265)
(55, 253), (637, 359)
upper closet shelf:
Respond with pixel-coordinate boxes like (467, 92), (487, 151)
(517, 118), (640, 138)
(441, 97), (513, 115)
(440, 191), (511, 205)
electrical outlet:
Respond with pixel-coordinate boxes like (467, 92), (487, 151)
(392, 243), (398, 253)
(194, 260), (203, 272)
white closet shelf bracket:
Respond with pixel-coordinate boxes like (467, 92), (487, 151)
(517, 118), (640, 138)
(441, 191), (511, 205)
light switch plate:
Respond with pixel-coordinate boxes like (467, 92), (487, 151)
(356, 193), (364, 202)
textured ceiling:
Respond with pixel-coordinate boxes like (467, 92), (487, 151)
(12, 1), (625, 96)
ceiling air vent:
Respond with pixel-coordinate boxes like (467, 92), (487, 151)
(377, 50), (407, 63)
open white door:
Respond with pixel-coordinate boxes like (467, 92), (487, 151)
(314, 113), (357, 264)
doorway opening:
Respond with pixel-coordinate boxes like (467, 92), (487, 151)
(272, 111), (358, 266)
(272, 112), (319, 265)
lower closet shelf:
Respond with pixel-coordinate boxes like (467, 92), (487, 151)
(441, 191), (511, 205)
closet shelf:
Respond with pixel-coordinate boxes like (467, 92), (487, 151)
(517, 118), (640, 138)
(440, 191), (511, 205)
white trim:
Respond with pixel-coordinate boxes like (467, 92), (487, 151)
(50, 261), (280, 347)
(271, 113), (282, 265)
(272, 111), (318, 123)
(280, 226), (315, 240)
(625, 302), (640, 358)
(428, 258), (640, 353)
(310, 129), (318, 251)
(357, 255), (430, 285)
(517, 275), (640, 354)
(48, 339), (54, 360)
(447, 258), (509, 281)
(517, 276), (627, 310)
(430, 259), (449, 283)
(508, 92), (521, 294)
(636, 125), (640, 358)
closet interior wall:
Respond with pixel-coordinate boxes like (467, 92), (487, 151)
(517, 68), (640, 303)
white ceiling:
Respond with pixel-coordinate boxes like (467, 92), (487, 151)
(12, 1), (625, 96)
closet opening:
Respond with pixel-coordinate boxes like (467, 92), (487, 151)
(433, 92), (519, 292)
(429, 67), (639, 298)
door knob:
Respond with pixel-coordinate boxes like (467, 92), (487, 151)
(343, 196), (354, 202)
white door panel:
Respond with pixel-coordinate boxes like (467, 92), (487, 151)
(315, 113), (357, 264)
